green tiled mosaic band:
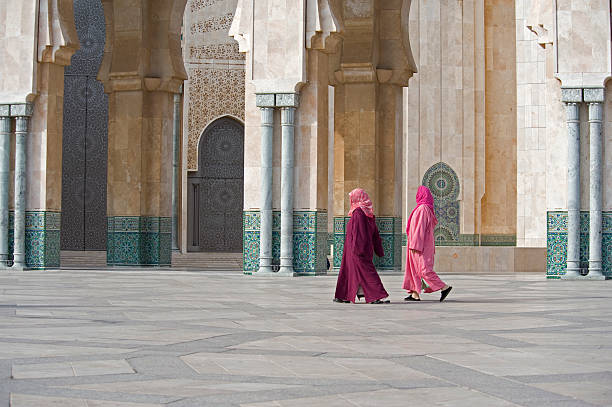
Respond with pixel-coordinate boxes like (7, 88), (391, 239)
(480, 234), (516, 246)
(333, 216), (402, 271)
(547, 211), (612, 278)
(243, 210), (328, 275)
(107, 216), (172, 266)
(8, 211), (61, 269)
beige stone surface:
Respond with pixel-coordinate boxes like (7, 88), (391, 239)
(99, 0), (186, 218)
(404, 0), (486, 234)
(481, 0), (517, 236)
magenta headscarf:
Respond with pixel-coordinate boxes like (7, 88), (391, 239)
(348, 188), (375, 218)
(406, 185), (437, 232)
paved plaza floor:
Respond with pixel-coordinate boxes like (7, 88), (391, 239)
(0, 269), (610, 406)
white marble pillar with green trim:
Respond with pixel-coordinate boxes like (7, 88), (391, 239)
(11, 103), (33, 270)
(0, 105), (10, 267)
(255, 94), (276, 274)
(277, 93), (299, 276)
(584, 88), (605, 279)
(561, 89), (582, 279)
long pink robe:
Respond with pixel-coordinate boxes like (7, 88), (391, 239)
(403, 205), (446, 293)
(335, 208), (388, 303)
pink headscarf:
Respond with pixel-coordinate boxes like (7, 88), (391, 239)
(348, 188), (374, 218)
(407, 185), (437, 232)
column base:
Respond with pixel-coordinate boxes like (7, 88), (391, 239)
(547, 211), (612, 279)
(107, 216), (172, 267)
(6, 211), (60, 270)
(561, 273), (606, 281)
(243, 210), (328, 276)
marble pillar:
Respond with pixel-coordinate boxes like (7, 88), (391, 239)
(279, 106), (296, 275)
(0, 107), (10, 267)
(172, 90), (181, 251)
(12, 104), (33, 269)
(585, 88), (605, 279)
(561, 88), (582, 279)
(256, 94), (275, 274)
(277, 93), (299, 276)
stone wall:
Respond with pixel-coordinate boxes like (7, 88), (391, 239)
(515, 0), (547, 248)
(481, 0), (517, 238)
(405, 0), (486, 244)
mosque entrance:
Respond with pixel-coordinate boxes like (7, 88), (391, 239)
(60, 0), (108, 251)
(187, 117), (244, 252)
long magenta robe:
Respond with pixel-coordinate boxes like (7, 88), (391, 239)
(403, 205), (446, 293)
(335, 208), (388, 303)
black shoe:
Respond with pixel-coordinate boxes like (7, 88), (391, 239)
(404, 296), (421, 301)
(356, 294), (364, 301)
(333, 298), (350, 303)
(440, 286), (453, 302)
(370, 299), (390, 304)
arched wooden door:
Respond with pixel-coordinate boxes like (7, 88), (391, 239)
(188, 117), (244, 252)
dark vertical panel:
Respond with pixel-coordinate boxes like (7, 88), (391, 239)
(61, 0), (107, 251)
(61, 75), (87, 250)
(84, 78), (108, 250)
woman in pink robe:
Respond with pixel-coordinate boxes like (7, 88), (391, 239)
(334, 188), (390, 304)
(403, 186), (453, 302)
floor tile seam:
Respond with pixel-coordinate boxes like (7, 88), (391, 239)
(6, 386), (181, 405)
(392, 355), (598, 406)
(7, 369), (395, 388)
(504, 371), (612, 384)
(163, 383), (389, 407)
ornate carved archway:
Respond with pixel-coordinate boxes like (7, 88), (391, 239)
(187, 117), (244, 252)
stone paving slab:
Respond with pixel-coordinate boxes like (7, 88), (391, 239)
(0, 270), (610, 406)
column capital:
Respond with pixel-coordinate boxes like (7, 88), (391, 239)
(280, 106), (296, 125)
(255, 93), (276, 108)
(10, 103), (34, 117)
(583, 88), (605, 103)
(276, 93), (300, 108)
(561, 88), (583, 103)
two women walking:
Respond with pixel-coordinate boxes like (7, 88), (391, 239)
(334, 186), (452, 304)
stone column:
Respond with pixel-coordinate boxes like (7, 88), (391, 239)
(255, 94), (276, 274)
(172, 89), (181, 251)
(0, 107), (10, 267)
(585, 88), (605, 279)
(561, 89), (582, 279)
(11, 104), (33, 269)
(277, 94), (299, 276)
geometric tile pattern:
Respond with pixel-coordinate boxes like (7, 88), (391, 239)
(7, 211), (61, 269)
(62, 0), (108, 251)
(333, 216), (402, 272)
(480, 234), (517, 246)
(107, 217), (172, 267)
(243, 210), (328, 275)
(422, 162), (461, 245)
(420, 162), (512, 247)
(547, 211), (612, 279)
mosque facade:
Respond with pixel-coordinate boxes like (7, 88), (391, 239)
(0, 0), (610, 279)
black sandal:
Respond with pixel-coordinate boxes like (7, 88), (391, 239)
(333, 298), (350, 303)
(404, 296), (421, 301)
(356, 294), (364, 301)
(440, 286), (453, 302)
(370, 299), (390, 304)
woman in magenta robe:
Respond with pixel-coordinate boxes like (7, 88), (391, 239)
(334, 188), (390, 304)
(403, 186), (452, 302)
